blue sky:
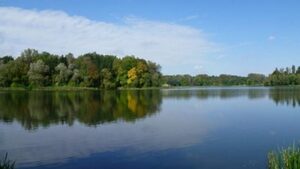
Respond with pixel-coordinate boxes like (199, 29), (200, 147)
(1, 0), (300, 76)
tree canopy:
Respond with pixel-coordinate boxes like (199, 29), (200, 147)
(0, 49), (299, 88)
(264, 66), (300, 86)
(0, 49), (162, 89)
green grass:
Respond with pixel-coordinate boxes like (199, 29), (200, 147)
(0, 153), (15, 169)
(268, 144), (300, 169)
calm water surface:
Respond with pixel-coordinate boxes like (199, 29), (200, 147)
(0, 87), (300, 169)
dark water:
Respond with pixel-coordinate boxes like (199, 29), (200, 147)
(1, 87), (300, 169)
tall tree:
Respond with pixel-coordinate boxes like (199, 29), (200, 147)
(55, 63), (73, 85)
(27, 60), (49, 87)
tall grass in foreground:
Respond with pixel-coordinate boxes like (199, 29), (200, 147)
(268, 144), (300, 169)
(0, 153), (15, 169)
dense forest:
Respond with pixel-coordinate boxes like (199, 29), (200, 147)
(0, 49), (161, 89)
(0, 49), (299, 88)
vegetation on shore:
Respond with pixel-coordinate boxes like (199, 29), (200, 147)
(163, 73), (266, 86)
(265, 66), (300, 86)
(268, 144), (300, 169)
(1, 49), (300, 89)
(0, 49), (161, 89)
(163, 66), (300, 87)
(0, 153), (15, 169)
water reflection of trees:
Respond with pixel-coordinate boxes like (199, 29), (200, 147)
(162, 87), (300, 107)
(269, 87), (300, 107)
(1, 87), (300, 130)
(162, 88), (269, 100)
(0, 90), (162, 130)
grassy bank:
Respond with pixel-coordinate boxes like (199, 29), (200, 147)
(268, 144), (300, 169)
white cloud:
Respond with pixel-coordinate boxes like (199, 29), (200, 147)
(268, 35), (276, 41)
(216, 54), (225, 59)
(0, 7), (216, 74)
(179, 14), (200, 21)
(193, 64), (203, 70)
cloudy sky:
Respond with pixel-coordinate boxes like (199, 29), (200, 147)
(1, 0), (300, 75)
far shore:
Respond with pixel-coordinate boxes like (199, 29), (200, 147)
(1, 85), (300, 91)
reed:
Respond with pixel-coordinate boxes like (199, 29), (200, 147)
(268, 144), (300, 169)
(0, 153), (15, 169)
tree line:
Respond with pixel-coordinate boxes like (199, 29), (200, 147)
(0, 49), (299, 88)
(162, 73), (266, 86)
(0, 49), (161, 89)
(163, 65), (300, 86)
(265, 65), (300, 86)
(163, 66), (300, 87)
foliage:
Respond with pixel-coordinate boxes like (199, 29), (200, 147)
(1, 49), (299, 88)
(54, 63), (73, 85)
(27, 60), (50, 87)
(0, 153), (15, 169)
(163, 66), (300, 87)
(0, 56), (13, 64)
(265, 66), (300, 86)
(247, 73), (266, 85)
(268, 144), (300, 169)
(163, 74), (258, 86)
(0, 49), (162, 89)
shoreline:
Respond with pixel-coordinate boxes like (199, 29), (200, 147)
(0, 85), (300, 91)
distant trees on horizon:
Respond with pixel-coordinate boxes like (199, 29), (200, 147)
(162, 73), (266, 86)
(265, 65), (300, 86)
(163, 66), (300, 87)
(0, 49), (299, 88)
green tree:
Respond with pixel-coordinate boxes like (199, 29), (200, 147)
(292, 65), (296, 74)
(247, 73), (265, 85)
(54, 63), (73, 85)
(0, 49), (162, 88)
(0, 56), (14, 64)
(296, 66), (300, 74)
(101, 68), (115, 89)
(69, 69), (81, 86)
(27, 60), (49, 87)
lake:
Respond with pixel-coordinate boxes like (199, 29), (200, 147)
(1, 87), (300, 169)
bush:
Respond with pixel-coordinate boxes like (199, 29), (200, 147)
(10, 82), (24, 88)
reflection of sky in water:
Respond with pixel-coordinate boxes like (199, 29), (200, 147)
(0, 98), (216, 167)
(1, 87), (300, 169)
